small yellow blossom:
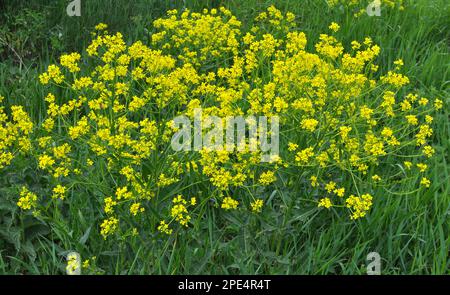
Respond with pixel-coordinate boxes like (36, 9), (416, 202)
(17, 187), (38, 210)
(329, 22), (340, 32)
(420, 177), (431, 188)
(250, 199), (264, 213)
(325, 181), (336, 193)
(221, 197), (239, 210)
(259, 171), (276, 185)
(51, 185), (67, 200)
(318, 198), (332, 209)
(100, 217), (119, 239)
(130, 203), (145, 216)
(372, 175), (381, 182)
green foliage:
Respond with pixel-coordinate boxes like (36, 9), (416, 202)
(0, 0), (448, 274)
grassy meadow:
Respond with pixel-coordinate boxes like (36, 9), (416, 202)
(0, 0), (448, 274)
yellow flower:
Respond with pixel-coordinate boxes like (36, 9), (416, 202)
(53, 143), (71, 159)
(423, 145), (435, 158)
(345, 194), (373, 220)
(372, 175), (381, 182)
(259, 171), (276, 185)
(38, 154), (55, 169)
(415, 124), (433, 146)
(333, 187), (345, 197)
(416, 163), (427, 172)
(104, 197), (117, 214)
(173, 195), (187, 204)
(394, 59), (404, 67)
(360, 105), (374, 120)
(18, 5), (442, 235)
(115, 186), (132, 200)
(82, 259), (90, 269)
(339, 126), (352, 140)
(250, 199), (264, 213)
(404, 161), (413, 170)
(170, 195), (191, 226)
(288, 142), (298, 151)
(39, 64), (64, 84)
(60, 52), (81, 73)
(95, 23), (108, 31)
(157, 220), (173, 235)
(130, 203), (145, 216)
(17, 187), (38, 210)
(300, 118), (319, 132)
(420, 177), (431, 188)
(318, 198), (332, 209)
(434, 99), (443, 110)
(328, 22), (340, 32)
(400, 99), (412, 111)
(51, 185), (67, 200)
(221, 197), (239, 210)
(157, 173), (178, 187)
(100, 217), (119, 239)
(325, 181), (336, 193)
(295, 147), (314, 165)
(418, 97), (429, 106)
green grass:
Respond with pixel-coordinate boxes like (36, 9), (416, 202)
(0, 0), (448, 274)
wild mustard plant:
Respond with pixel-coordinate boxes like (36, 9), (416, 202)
(0, 95), (34, 170)
(5, 6), (443, 244)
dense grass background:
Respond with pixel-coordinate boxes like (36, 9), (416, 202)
(0, 0), (448, 274)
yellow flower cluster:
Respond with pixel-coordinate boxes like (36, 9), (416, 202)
(51, 184), (67, 200)
(39, 64), (64, 85)
(250, 199), (264, 213)
(259, 171), (276, 185)
(0, 97), (34, 169)
(221, 196), (239, 210)
(151, 7), (241, 66)
(60, 52), (81, 73)
(157, 220), (173, 235)
(100, 217), (119, 239)
(345, 194), (373, 219)
(161, 195), (195, 230)
(4, 6), (442, 244)
(17, 186), (38, 210)
(318, 198), (333, 209)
